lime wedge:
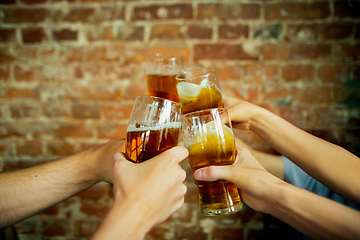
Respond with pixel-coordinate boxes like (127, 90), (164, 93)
(177, 82), (201, 104)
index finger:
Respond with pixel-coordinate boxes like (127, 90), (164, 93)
(153, 146), (189, 164)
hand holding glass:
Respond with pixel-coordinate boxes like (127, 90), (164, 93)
(182, 108), (242, 216)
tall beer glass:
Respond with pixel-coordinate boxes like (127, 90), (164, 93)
(176, 67), (223, 114)
(182, 108), (242, 216)
(125, 95), (182, 163)
(147, 53), (184, 102)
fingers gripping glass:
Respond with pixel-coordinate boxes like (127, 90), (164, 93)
(181, 108), (242, 216)
(125, 95), (182, 163)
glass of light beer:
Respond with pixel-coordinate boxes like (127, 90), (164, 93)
(147, 53), (184, 102)
(182, 108), (242, 216)
(176, 67), (223, 114)
(125, 95), (182, 163)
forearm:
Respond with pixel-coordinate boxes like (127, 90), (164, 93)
(250, 108), (360, 203)
(268, 181), (360, 239)
(0, 149), (101, 228)
(92, 199), (150, 240)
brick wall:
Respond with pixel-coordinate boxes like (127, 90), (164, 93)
(1, 0), (359, 239)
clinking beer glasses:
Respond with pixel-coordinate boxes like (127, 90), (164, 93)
(181, 108), (242, 216)
(125, 95), (182, 163)
(176, 67), (223, 114)
(147, 53), (184, 103)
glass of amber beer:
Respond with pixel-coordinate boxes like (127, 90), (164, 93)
(125, 95), (182, 163)
(176, 67), (223, 114)
(182, 108), (242, 216)
(147, 53), (184, 102)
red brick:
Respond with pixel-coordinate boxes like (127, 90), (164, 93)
(72, 103), (100, 119)
(265, 2), (330, 20)
(83, 44), (122, 62)
(96, 6), (125, 21)
(212, 227), (244, 240)
(334, 44), (360, 61)
(282, 65), (314, 82)
(263, 43), (332, 61)
(22, 27), (47, 43)
(319, 23), (353, 40)
(52, 29), (78, 41)
(132, 4), (192, 21)
(1, 88), (40, 100)
(186, 25), (212, 39)
(73, 220), (101, 238)
(3, 8), (51, 23)
(80, 84), (123, 101)
(17, 140), (42, 156)
(87, 25), (116, 41)
(0, 122), (22, 138)
(64, 8), (95, 22)
(0, 65), (10, 81)
(299, 87), (332, 104)
(42, 219), (67, 236)
(97, 122), (127, 139)
(80, 199), (110, 217)
(213, 65), (241, 81)
(194, 44), (258, 61)
(151, 24), (181, 40)
(0, 28), (16, 42)
(334, 0), (360, 18)
(102, 102), (133, 120)
(219, 24), (248, 39)
(43, 102), (71, 117)
(286, 24), (318, 41)
(175, 226), (207, 240)
(318, 64), (351, 83)
(40, 204), (60, 215)
(243, 64), (279, 83)
(117, 25), (143, 41)
(10, 103), (40, 118)
(14, 65), (45, 82)
(47, 140), (76, 156)
(0, 47), (16, 62)
(198, 3), (260, 20)
(54, 122), (93, 138)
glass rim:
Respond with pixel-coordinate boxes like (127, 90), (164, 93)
(175, 67), (217, 82)
(147, 53), (184, 61)
(136, 95), (183, 109)
(182, 107), (227, 118)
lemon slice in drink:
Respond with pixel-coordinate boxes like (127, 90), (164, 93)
(177, 82), (201, 105)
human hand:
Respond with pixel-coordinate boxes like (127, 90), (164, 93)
(87, 139), (125, 184)
(112, 146), (188, 230)
(193, 145), (283, 214)
(222, 95), (265, 130)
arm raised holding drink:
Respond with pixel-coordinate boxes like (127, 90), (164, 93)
(222, 95), (360, 204)
(92, 146), (188, 240)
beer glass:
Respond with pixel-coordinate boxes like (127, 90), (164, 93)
(125, 95), (182, 163)
(176, 67), (223, 114)
(147, 53), (184, 102)
(182, 108), (242, 216)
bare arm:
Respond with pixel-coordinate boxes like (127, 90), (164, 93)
(225, 96), (360, 203)
(92, 147), (188, 240)
(0, 139), (124, 228)
(194, 147), (360, 240)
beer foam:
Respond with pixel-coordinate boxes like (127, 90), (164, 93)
(127, 121), (181, 132)
(187, 121), (235, 155)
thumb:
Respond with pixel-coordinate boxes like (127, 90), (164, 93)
(194, 165), (234, 182)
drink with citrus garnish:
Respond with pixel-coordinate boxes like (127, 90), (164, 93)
(176, 67), (223, 114)
(182, 108), (242, 216)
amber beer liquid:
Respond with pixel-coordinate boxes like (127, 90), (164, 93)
(187, 136), (241, 214)
(125, 122), (181, 163)
(147, 74), (179, 102)
(182, 83), (224, 114)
